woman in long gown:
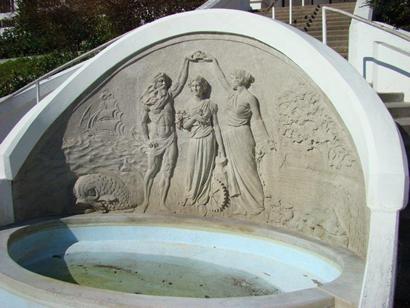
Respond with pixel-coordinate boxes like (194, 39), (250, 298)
(211, 60), (273, 216)
(179, 76), (226, 206)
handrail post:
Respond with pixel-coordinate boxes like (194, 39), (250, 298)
(272, 6), (275, 19)
(302, 0), (304, 6)
(322, 7), (327, 45)
(36, 80), (40, 104)
(289, 0), (292, 24)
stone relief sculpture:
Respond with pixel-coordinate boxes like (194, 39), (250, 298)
(177, 75), (227, 208)
(74, 174), (136, 212)
(80, 90), (126, 137)
(208, 55), (275, 216)
(277, 87), (355, 170)
(139, 58), (192, 212)
(64, 89), (146, 213)
(15, 35), (367, 256)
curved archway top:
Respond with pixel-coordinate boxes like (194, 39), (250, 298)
(0, 8), (407, 213)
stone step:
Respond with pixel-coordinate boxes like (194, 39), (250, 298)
(307, 33), (349, 40)
(326, 39), (349, 47)
(269, 3), (355, 19)
(310, 20), (350, 29)
(311, 14), (354, 20)
(306, 34), (348, 43)
(306, 29), (350, 37)
(262, 11), (353, 25)
(385, 102), (410, 118)
(270, 12), (315, 20)
(330, 46), (348, 55)
(304, 16), (352, 23)
(379, 92), (405, 103)
(270, 14), (352, 27)
(255, 2), (355, 59)
(304, 27), (350, 34)
(273, 3), (356, 12)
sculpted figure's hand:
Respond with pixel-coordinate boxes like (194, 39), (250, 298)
(215, 155), (227, 167)
(191, 113), (204, 122)
(190, 50), (211, 62)
(204, 54), (216, 63)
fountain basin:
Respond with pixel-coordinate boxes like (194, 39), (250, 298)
(0, 215), (364, 307)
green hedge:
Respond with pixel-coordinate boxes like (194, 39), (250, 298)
(0, 52), (76, 97)
(367, 0), (410, 31)
(0, 0), (205, 59)
(0, 0), (205, 96)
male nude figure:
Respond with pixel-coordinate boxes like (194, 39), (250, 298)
(140, 58), (190, 212)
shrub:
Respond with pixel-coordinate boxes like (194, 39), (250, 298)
(0, 0), (205, 59)
(367, 0), (410, 31)
(0, 0), (205, 95)
(0, 52), (76, 97)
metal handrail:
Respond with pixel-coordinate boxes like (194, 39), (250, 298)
(322, 6), (410, 45)
(1, 31), (129, 105)
(271, 0), (309, 24)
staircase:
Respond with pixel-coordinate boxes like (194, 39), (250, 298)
(256, 1), (356, 58)
(256, 1), (410, 139)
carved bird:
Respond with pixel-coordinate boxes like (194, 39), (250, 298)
(73, 173), (134, 212)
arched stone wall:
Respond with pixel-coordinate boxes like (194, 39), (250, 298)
(12, 34), (368, 256)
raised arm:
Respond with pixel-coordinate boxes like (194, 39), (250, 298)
(209, 57), (231, 92)
(170, 57), (190, 98)
(248, 94), (273, 145)
(212, 109), (226, 158)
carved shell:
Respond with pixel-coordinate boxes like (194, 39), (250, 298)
(73, 173), (133, 211)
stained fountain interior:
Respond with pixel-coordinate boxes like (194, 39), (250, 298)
(9, 34), (368, 299)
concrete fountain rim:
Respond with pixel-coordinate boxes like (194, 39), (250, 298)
(0, 214), (364, 307)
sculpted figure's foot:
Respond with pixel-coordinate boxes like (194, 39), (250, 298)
(247, 208), (265, 218)
(141, 199), (149, 213)
(159, 202), (170, 212)
(178, 198), (192, 207)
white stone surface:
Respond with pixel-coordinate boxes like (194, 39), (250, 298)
(349, 1), (410, 100)
(359, 210), (399, 307)
(0, 9), (407, 307)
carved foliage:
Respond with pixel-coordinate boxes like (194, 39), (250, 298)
(278, 86), (355, 169)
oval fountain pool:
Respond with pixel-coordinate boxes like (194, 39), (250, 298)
(0, 215), (364, 307)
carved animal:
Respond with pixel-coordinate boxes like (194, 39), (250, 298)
(73, 174), (134, 212)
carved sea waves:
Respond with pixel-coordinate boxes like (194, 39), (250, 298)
(63, 132), (146, 175)
(63, 90), (146, 211)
